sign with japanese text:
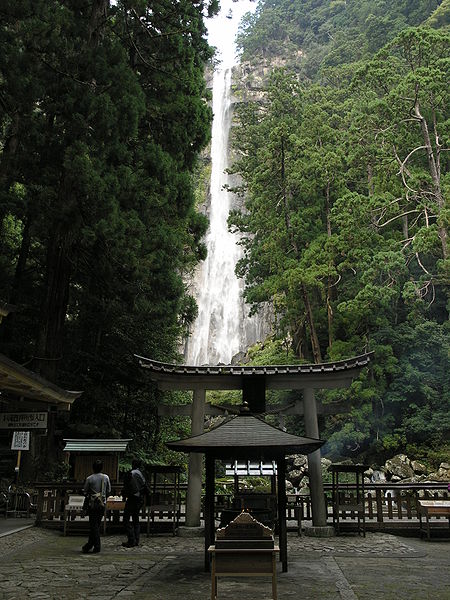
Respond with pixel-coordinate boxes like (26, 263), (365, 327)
(0, 412), (48, 430)
(11, 431), (30, 451)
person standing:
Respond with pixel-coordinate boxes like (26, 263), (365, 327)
(121, 458), (146, 548)
(82, 459), (111, 554)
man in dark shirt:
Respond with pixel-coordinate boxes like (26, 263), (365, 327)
(82, 459), (111, 554)
(122, 458), (146, 547)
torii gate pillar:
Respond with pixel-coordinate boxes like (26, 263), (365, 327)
(185, 388), (205, 527)
(303, 387), (328, 529)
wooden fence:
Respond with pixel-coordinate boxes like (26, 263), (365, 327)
(287, 483), (449, 528)
(30, 481), (449, 532)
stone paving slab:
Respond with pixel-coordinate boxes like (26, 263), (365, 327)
(0, 527), (448, 599)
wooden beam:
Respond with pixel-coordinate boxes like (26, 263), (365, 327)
(158, 399), (351, 417)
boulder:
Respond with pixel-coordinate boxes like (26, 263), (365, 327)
(410, 460), (427, 474)
(428, 462), (450, 482)
(287, 469), (305, 487)
(385, 455), (414, 479)
(293, 454), (308, 468)
(399, 475), (427, 484)
(371, 470), (387, 483)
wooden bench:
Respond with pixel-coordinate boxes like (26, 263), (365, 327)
(208, 511), (279, 600)
(418, 500), (450, 540)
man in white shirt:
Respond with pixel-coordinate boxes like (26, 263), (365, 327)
(82, 459), (111, 554)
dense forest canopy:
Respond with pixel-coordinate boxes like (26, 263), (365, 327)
(0, 0), (218, 470)
(228, 0), (449, 464)
(0, 0), (448, 474)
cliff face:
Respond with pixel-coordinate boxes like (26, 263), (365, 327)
(231, 53), (301, 103)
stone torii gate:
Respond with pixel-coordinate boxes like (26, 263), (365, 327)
(136, 352), (373, 533)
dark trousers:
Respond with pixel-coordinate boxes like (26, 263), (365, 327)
(86, 508), (104, 551)
(123, 496), (142, 545)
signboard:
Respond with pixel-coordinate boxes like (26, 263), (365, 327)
(11, 431), (30, 451)
(0, 412), (48, 430)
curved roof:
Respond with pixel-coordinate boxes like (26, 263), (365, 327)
(166, 413), (324, 459)
(0, 353), (82, 408)
(136, 352), (374, 391)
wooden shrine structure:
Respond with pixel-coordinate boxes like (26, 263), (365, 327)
(167, 407), (324, 571)
(136, 352), (374, 543)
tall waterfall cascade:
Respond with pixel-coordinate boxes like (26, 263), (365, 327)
(185, 0), (267, 366)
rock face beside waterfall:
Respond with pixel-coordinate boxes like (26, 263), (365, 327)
(285, 453), (450, 492)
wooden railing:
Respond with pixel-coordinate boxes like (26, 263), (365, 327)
(34, 482), (186, 524)
(299, 483), (449, 525)
(32, 481), (449, 530)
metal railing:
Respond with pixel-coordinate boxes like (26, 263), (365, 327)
(0, 485), (36, 518)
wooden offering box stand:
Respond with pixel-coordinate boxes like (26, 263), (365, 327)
(208, 511), (279, 600)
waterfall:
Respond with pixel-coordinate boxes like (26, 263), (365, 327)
(185, 0), (265, 366)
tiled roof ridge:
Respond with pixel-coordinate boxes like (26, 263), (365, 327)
(135, 351), (374, 375)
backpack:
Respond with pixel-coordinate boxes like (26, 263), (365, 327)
(122, 470), (139, 498)
(90, 492), (105, 510)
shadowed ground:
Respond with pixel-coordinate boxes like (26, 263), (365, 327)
(0, 527), (449, 599)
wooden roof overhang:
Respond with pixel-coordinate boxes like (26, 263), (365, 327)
(166, 413), (324, 459)
(0, 353), (82, 409)
(0, 302), (15, 322)
(135, 352), (374, 391)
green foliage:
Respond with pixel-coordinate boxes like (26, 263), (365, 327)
(246, 338), (300, 365)
(229, 0), (449, 462)
(0, 0), (216, 464)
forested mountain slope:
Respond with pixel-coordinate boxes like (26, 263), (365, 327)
(229, 0), (449, 463)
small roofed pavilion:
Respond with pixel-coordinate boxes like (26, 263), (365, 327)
(167, 409), (325, 572)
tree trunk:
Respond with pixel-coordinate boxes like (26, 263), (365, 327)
(0, 217), (32, 346)
(88, 0), (109, 46)
(325, 180), (333, 351)
(280, 137), (322, 363)
(414, 96), (447, 259)
(35, 229), (73, 381)
(302, 283), (322, 364)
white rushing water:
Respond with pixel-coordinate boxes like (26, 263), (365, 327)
(185, 0), (264, 366)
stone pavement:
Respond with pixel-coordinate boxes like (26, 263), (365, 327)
(0, 527), (449, 599)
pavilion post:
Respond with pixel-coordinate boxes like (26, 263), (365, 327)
(185, 388), (205, 527)
(277, 455), (288, 572)
(303, 387), (327, 527)
(204, 453), (215, 572)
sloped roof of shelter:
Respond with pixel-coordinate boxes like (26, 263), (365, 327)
(166, 414), (324, 459)
(0, 353), (82, 408)
(63, 439), (131, 452)
(136, 352), (373, 391)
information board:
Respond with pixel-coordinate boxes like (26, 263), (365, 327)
(0, 412), (47, 430)
(11, 431), (30, 451)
